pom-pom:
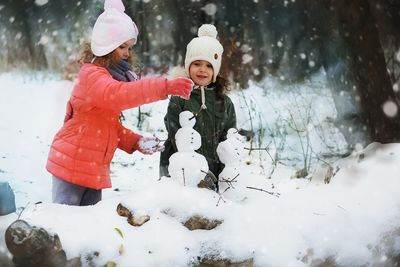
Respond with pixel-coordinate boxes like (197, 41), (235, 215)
(104, 0), (125, 12)
(198, 24), (218, 38)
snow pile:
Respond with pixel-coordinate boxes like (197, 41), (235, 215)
(0, 73), (400, 266)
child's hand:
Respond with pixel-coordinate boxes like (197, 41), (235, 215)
(137, 136), (164, 155)
(166, 78), (193, 100)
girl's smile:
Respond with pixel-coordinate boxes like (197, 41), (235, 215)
(189, 60), (214, 86)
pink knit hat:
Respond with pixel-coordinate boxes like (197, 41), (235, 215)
(91, 0), (139, 57)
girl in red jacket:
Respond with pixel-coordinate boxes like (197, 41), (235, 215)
(46, 0), (192, 206)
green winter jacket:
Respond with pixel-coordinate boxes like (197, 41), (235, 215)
(160, 86), (237, 178)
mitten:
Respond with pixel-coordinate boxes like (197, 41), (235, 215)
(137, 136), (164, 155)
(166, 78), (193, 100)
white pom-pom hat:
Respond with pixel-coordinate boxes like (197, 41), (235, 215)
(184, 24), (224, 82)
(91, 0), (139, 57)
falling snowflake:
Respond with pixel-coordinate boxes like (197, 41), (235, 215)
(190, 26), (197, 35)
(308, 60), (316, 67)
(300, 53), (306, 60)
(39, 35), (49, 45)
(393, 83), (399, 92)
(354, 143), (364, 153)
(203, 3), (217, 16)
(242, 54), (253, 64)
(253, 69), (260, 76)
(9, 17), (15, 23)
(15, 33), (22, 40)
(156, 15), (162, 21)
(240, 44), (251, 53)
(35, 0), (49, 6)
(396, 49), (400, 62)
(277, 41), (283, 47)
(382, 100), (398, 117)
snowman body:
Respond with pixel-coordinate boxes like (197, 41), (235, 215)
(216, 128), (244, 192)
(168, 111), (209, 187)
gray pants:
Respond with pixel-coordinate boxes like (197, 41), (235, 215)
(52, 176), (102, 206)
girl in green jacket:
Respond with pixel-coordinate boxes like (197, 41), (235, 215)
(160, 24), (237, 190)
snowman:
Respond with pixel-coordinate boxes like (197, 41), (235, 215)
(168, 111), (209, 187)
(216, 128), (244, 192)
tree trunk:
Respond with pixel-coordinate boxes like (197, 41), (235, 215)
(332, 0), (400, 143)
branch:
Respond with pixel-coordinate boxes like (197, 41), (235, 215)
(219, 173), (239, 189)
(246, 186), (280, 198)
(244, 141), (274, 161)
(216, 187), (230, 207)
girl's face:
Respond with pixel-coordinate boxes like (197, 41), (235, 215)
(113, 39), (135, 61)
(189, 60), (214, 86)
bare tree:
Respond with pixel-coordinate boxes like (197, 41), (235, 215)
(330, 0), (400, 143)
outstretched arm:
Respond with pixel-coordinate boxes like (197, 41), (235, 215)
(116, 123), (142, 154)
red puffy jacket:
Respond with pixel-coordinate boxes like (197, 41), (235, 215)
(46, 64), (168, 189)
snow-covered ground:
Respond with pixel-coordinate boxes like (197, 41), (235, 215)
(0, 72), (400, 266)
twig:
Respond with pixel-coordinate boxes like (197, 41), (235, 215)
(17, 202), (30, 220)
(246, 186), (280, 198)
(219, 173), (239, 189)
(337, 205), (346, 211)
(244, 147), (269, 151)
(244, 141), (274, 161)
(216, 187), (230, 207)
(238, 85), (254, 155)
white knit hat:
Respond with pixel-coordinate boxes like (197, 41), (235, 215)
(91, 0), (139, 57)
(184, 24), (224, 82)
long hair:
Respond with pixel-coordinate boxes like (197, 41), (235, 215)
(208, 74), (231, 111)
(213, 75), (231, 100)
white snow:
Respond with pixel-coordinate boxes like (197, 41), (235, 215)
(0, 72), (399, 266)
(242, 54), (253, 64)
(202, 3), (218, 16)
(382, 100), (398, 117)
(34, 0), (49, 6)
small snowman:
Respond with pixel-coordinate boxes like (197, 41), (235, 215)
(216, 128), (244, 192)
(168, 111), (209, 187)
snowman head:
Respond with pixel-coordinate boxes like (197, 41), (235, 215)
(227, 128), (240, 140)
(179, 111), (196, 128)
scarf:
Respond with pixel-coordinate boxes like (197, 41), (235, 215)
(107, 60), (138, 82)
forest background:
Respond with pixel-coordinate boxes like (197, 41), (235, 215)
(1, 0), (400, 164)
